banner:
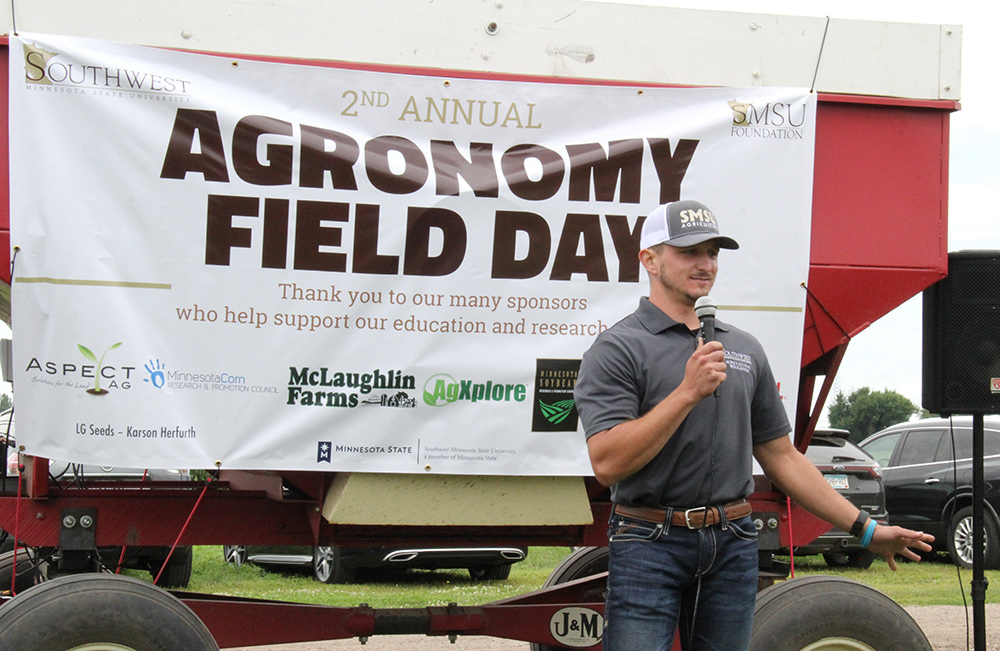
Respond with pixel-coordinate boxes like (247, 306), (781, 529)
(9, 33), (815, 474)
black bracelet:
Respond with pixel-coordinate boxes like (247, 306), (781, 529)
(850, 509), (870, 538)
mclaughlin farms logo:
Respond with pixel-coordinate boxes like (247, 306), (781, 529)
(728, 99), (808, 140)
(22, 40), (193, 98)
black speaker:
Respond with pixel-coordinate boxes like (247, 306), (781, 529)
(923, 250), (1000, 415)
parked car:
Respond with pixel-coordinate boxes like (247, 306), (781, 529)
(859, 416), (1000, 569)
(223, 543), (528, 584)
(0, 408), (193, 587)
(784, 428), (887, 568)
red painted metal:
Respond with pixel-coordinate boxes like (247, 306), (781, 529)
(182, 571), (606, 648)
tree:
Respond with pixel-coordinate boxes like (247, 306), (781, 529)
(827, 387), (919, 443)
(0, 394), (9, 413)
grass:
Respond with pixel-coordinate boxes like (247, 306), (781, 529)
(779, 552), (1000, 606)
(177, 546), (570, 608)
(149, 546), (1000, 609)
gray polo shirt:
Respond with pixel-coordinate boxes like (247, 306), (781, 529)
(575, 297), (790, 508)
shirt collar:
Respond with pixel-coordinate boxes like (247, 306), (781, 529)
(635, 296), (730, 335)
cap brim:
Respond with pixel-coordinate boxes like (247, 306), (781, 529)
(660, 233), (740, 250)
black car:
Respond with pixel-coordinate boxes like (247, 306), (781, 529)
(859, 416), (1000, 569)
(786, 428), (887, 568)
(223, 543), (528, 584)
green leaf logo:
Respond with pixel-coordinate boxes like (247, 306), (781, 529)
(79, 342), (123, 395)
(538, 399), (575, 425)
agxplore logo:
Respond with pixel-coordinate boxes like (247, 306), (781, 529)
(422, 373), (527, 407)
(728, 99), (808, 140)
(22, 40), (192, 97)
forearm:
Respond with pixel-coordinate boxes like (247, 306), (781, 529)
(755, 436), (934, 570)
(761, 447), (860, 532)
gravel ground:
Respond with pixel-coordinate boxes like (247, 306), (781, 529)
(231, 604), (999, 651)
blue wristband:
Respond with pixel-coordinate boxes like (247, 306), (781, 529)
(860, 519), (877, 548)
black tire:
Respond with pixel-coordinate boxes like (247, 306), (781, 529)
(223, 544), (248, 567)
(0, 573), (219, 650)
(542, 546), (609, 590)
(530, 546), (608, 651)
(312, 546), (355, 584)
(149, 546), (193, 588)
(468, 563), (512, 581)
(750, 576), (931, 651)
(0, 549), (47, 594)
(947, 506), (1000, 570)
(822, 548), (876, 569)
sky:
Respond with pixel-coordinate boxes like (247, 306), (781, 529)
(601, 0), (999, 424)
(3, 2), (995, 425)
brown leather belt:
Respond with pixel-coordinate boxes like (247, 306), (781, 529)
(614, 499), (752, 529)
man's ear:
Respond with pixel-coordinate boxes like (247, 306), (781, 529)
(638, 248), (657, 274)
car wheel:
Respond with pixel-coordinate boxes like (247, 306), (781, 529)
(750, 576), (931, 651)
(149, 546), (193, 588)
(312, 546), (355, 584)
(0, 549), (47, 594)
(947, 506), (1000, 570)
(223, 545), (248, 567)
(530, 546), (608, 651)
(0, 573), (219, 650)
(822, 549), (876, 569)
(468, 563), (512, 581)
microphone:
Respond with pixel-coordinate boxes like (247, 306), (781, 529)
(694, 296), (717, 343)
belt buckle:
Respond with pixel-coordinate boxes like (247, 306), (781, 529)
(683, 507), (708, 529)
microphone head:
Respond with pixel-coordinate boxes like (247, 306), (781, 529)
(694, 296), (717, 318)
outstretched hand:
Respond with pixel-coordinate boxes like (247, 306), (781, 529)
(868, 525), (935, 571)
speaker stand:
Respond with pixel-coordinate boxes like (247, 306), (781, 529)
(971, 414), (988, 651)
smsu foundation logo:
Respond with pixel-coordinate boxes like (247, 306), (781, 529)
(728, 99), (808, 140)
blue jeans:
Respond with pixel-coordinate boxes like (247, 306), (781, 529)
(603, 509), (759, 651)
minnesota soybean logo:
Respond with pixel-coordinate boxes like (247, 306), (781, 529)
(422, 373), (527, 407)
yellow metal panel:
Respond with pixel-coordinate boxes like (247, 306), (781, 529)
(323, 473), (594, 526)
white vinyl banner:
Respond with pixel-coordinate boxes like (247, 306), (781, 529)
(9, 33), (815, 474)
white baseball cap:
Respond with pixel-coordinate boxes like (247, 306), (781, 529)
(639, 200), (740, 250)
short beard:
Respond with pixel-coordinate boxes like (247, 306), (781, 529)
(654, 267), (709, 305)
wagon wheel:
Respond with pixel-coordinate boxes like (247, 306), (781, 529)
(529, 546), (608, 651)
(750, 575), (931, 651)
(0, 548), (47, 595)
(0, 573), (219, 651)
(150, 545), (193, 588)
